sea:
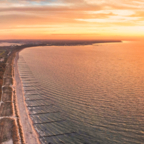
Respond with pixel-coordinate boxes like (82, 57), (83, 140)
(18, 41), (144, 144)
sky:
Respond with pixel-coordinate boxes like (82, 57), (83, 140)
(0, 0), (144, 40)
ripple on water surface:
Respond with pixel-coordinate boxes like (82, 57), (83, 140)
(18, 42), (144, 144)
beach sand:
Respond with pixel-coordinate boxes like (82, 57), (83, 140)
(14, 52), (40, 144)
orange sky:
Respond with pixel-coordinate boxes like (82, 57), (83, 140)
(0, 0), (144, 40)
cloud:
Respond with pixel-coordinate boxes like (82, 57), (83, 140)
(0, 0), (144, 39)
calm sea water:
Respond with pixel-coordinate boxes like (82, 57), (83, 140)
(19, 42), (144, 144)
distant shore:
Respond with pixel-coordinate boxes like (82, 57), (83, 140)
(0, 39), (122, 49)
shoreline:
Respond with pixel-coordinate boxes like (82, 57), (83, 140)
(14, 51), (40, 144)
(0, 47), (40, 144)
(0, 41), (123, 144)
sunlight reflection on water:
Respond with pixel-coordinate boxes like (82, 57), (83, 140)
(19, 41), (144, 144)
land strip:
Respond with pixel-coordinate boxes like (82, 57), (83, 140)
(0, 45), (41, 144)
(0, 49), (20, 144)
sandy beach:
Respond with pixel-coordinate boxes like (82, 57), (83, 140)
(14, 52), (40, 144)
